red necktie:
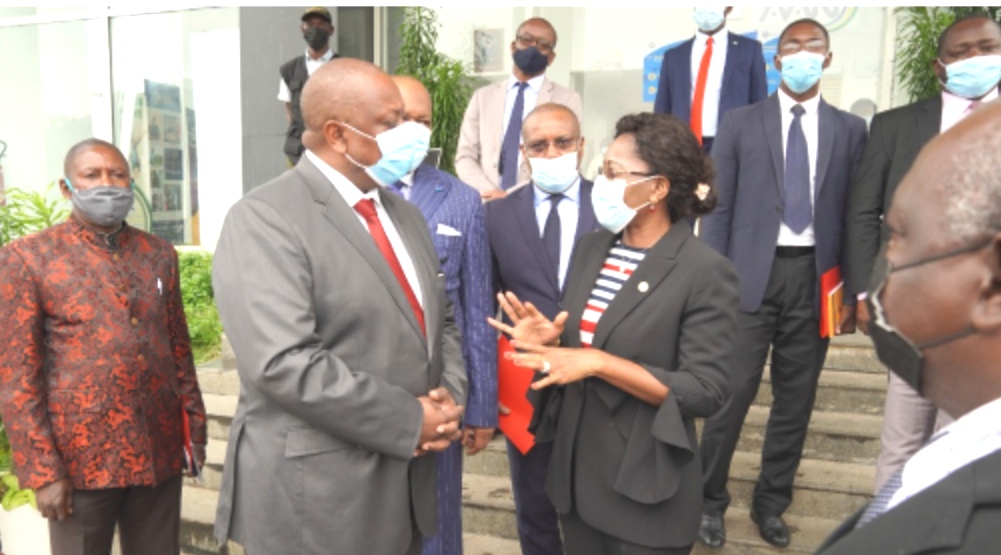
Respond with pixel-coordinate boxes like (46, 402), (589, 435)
(690, 36), (714, 145)
(353, 199), (426, 336)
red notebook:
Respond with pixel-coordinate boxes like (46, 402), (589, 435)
(181, 396), (201, 478)
(820, 267), (844, 338)
(497, 336), (537, 455)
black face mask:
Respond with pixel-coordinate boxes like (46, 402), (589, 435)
(304, 26), (329, 51)
(867, 240), (990, 393)
(513, 46), (549, 76)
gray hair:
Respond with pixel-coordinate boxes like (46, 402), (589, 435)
(941, 119), (1001, 243)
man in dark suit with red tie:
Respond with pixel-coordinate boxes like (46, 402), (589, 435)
(654, 6), (768, 152)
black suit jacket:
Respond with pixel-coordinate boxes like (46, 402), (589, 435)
(531, 224), (739, 548)
(844, 96), (941, 296)
(816, 448), (1001, 555)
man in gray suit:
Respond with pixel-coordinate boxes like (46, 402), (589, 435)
(212, 58), (467, 555)
(698, 18), (867, 549)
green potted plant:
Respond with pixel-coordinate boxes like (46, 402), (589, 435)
(394, 7), (474, 176)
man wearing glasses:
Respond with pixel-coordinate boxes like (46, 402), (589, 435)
(486, 103), (598, 555)
(456, 18), (582, 201)
(698, 19), (867, 549)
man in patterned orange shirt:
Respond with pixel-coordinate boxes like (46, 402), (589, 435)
(0, 138), (206, 555)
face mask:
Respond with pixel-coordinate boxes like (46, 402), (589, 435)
(693, 8), (726, 33)
(303, 26), (329, 51)
(939, 54), (1001, 100)
(529, 152), (579, 194)
(341, 121), (431, 187)
(591, 174), (655, 234)
(779, 51), (826, 94)
(65, 179), (135, 228)
(513, 46), (549, 76)
(867, 240), (989, 393)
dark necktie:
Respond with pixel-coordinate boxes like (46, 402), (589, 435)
(783, 104), (811, 234)
(542, 193), (563, 281)
(353, 199), (425, 336)
(499, 82), (529, 190)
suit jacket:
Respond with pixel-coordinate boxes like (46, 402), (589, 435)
(844, 96), (941, 297)
(531, 224), (739, 547)
(212, 157), (466, 555)
(700, 93), (868, 313)
(653, 33), (768, 130)
(455, 77), (583, 193)
(486, 178), (597, 321)
(815, 448), (1001, 555)
(0, 219), (206, 491)
(408, 164), (497, 427)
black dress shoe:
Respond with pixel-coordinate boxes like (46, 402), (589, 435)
(698, 513), (726, 548)
(751, 510), (790, 547)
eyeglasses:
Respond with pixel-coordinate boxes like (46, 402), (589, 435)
(779, 39), (828, 56)
(524, 137), (579, 157)
(600, 166), (655, 181)
(516, 34), (554, 53)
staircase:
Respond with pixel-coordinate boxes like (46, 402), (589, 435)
(180, 334), (885, 555)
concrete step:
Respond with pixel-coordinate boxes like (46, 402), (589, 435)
(196, 367), (240, 397)
(203, 393), (237, 443)
(735, 406), (882, 465)
(816, 341), (884, 374)
(463, 532), (522, 555)
(690, 509), (840, 555)
(726, 451), (873, 520)
(463, 437), (511, 479)
(755, 367), (887, 415)
(461, 473), (517, 540)
(180, 485), (244, 555)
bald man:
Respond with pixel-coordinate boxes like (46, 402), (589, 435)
(212, 58), (467, 555)
(391, 75), (497, 555)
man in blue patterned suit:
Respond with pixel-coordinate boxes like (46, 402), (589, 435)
(392, 75), (498, 555)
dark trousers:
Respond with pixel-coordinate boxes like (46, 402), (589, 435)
(700, 252), (830, 517)
(560, 510), (692, 555)
(506, 438), (564, 555)
(48, 474), (182, 555)
(422, 440), (463, 555)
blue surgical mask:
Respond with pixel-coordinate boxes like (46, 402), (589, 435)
(529, 152), (579, 194)
(693, 8), (726, 33)
(591, 174), (654, 234)
(780, 51), (826, 94)
(341, 121), (431, 187)
(939, 54), (1001, 100)
(64, 178), (135, 228)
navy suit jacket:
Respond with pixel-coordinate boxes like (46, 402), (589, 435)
(486, 179), (598, 322)
(406, 164), (497, 427)
(700, 94), (868, 313)
(653, 33), (768, 131)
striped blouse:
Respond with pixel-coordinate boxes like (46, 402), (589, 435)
(580, 241), (648, 348)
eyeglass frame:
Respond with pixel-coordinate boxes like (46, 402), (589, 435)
(515, 33), (555, 54)
(522, 136), (580, 157)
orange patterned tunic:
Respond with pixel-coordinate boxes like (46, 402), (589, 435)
(0, 217), (206, 491)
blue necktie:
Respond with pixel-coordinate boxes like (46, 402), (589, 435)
(542, 193), (563, 282)
(783, 104), (811, 233)
(500, 82), (529, 190)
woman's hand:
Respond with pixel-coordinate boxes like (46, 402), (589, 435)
(487, 291), (568, 347)
(507, 339), (605, 390)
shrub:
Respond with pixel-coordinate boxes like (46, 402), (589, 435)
(177, 249), (223, 364)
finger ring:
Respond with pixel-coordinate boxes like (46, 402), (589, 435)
(541, 360), (551, 374)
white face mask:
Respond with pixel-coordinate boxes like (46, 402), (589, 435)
(529, 152), (579, 194)
(591, 174), (655, 234)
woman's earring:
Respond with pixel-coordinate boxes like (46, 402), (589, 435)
(648, 200), (656, 212)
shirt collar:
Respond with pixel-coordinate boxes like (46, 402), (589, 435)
(937, 396), (1001, 441)
(695, 28), (728, 46)
(533, 175), (581, 207)
(941, 87), (999, 112)
(304, 149), (381, 210)
(304, 48), (335, 63)
(400, 171), (414, 187)
(508, 72), (546, 94)
(777, 87), (822, 116)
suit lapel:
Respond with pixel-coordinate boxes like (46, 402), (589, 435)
(574, 179), (598, 241)
(814, 99), (836, 200)
(916, 95), (942, 146)
(719, 35), (741, 97)
(410, 165), (450, 221)
(538, 77), (554, 105)
(589, 224), (689, 350)
(763, 95), (785, 197)
(485, 80), (508, 164)
(513, 186), (561, 294)
(676, 39), (695, 114)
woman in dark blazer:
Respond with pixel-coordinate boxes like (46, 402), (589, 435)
(489, 113), (740, 554)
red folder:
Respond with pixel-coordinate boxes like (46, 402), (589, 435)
(181, 396), (201, 478)
(819, 267), (844, 338)
(497, 336), (537, 455)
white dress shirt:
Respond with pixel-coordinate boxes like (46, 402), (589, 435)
(887, 396), (1001, 511)
(277, 48), (336, 102)
(776, 88), (821, 247)
(689, 29), (730, 138)
(533, 176), (581, 290)
(940, 88), (999, 132)
(500, 73), (545, 174)
(304, 150), (423, 307)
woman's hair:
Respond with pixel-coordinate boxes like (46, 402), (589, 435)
(614, 112), (717, 223)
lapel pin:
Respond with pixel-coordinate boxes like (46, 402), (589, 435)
(638, 281), (649, 293)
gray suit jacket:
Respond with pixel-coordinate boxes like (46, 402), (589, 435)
(455, 76), (583, 192)
(532, 224), (739, 547)
(211, 156), (466, 555)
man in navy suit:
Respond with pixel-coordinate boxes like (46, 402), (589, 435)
(392, 75), (497, 555)
(698, 19), (867, 549)
(654, 6), (768, 152)
(486, 103), (598, 555)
